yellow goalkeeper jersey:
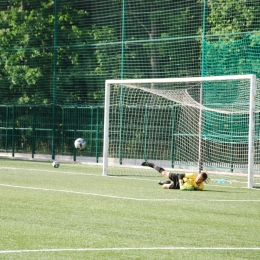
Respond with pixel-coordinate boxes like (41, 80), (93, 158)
(180, 173), (204, 191)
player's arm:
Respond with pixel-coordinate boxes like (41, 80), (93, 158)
(178, 173), (185, 180)
(178, 173), (197, 180)
(178, 173), (195, 191)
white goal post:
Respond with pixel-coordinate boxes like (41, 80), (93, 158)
(103, 75), (257, 188)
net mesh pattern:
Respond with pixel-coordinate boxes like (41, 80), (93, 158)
(107, 78), (259, 176)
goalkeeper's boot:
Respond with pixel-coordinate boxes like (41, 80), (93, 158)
(158, 180), (171, 185)
(141, 161), (155, 168)
(142, 162), (165, 174)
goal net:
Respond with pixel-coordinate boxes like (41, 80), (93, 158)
(103, 75), (258, 188)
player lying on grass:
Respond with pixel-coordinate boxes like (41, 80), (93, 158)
(141, 162), (210, 191)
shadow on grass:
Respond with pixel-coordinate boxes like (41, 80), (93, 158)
(203, 189), (244, 193)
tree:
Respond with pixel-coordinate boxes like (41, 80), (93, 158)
(199, 0), (260, 77)
(123, 0), (202, 79)
(206, 0), (257, 38)
(0, 0), (90, 105)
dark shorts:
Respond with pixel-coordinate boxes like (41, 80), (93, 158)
(168, 173), (181, 189)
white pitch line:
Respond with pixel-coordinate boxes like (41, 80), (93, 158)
(0, 167), (96, 176)
(1, 166), (260, 188)
(1, 183), (260, 202)
(1, 247), (260, 254)
(0, 167), (155, 182)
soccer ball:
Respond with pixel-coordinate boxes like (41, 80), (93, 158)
(52, 161), (60, 168)
(74, 138), (86, 150)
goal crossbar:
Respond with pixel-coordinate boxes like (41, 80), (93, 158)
(105, 74), (255, 85)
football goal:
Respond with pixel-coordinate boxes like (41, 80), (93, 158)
(103, 75), (258, 188)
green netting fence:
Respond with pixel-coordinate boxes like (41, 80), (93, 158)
(0, 105), (103, 160)
(0, 0), (260, 166)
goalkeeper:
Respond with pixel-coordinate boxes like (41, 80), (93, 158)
(141, 162), (209, 191)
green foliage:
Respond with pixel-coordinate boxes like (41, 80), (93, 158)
(0, 0), (260, 106)
(195, 0), (260, 77)
(206, 0), (260, 38)
(0, 0), (90, 105)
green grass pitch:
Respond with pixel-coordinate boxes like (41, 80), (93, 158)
(0, 158), (260, 260)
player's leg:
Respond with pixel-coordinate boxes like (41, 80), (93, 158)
(141, 161), (169, 177)
(159, 173), (181, 189)
(141, 162), (179, 189)
(167, 173), (181, 189)
(160, 169), (170, 178)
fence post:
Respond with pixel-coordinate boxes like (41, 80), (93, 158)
(12, 105), (15, 157)
(95, 107), (100, 163)
(51, 104), (56, 159)
(73, 106), (78, 161)
(32, 106), (36, 158)
(5, 106), (9, 152)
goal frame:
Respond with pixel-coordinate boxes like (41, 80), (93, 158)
(103, 74), (256, 188)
